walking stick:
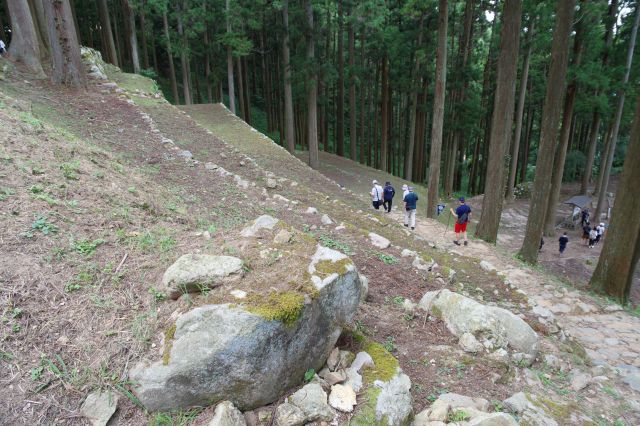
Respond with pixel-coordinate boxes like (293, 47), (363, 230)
(443, 209), (452, 237)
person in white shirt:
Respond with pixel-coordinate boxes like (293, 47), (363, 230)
(588, 227), (598, 248)
(0, 40), (6, 56)
(370, 180), (384, 210)
(402, 184), (409, 199)
(596, 222), (605, 244)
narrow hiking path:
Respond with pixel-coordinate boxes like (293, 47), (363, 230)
(386, 207), (640, 388)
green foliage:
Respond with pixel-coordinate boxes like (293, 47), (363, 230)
(382, 336), (397, 353)
(148, 287), (167, 301)
(448, 409), (470, 422)
(304, 368), (315, 382)
(377, 253), (398, 265)
(318, 234), (354, 255)
(0, 187), (15, 201)
(23, 215), (59, 238)
(60, 161), (80, 180)
(72, 238), (105, 256)
(563, 150), (586, 182)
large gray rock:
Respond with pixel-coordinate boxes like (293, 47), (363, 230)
(209, 401), (246, 426)
(418, 289), (538, 359)
(374, 371), (413, 426)
(130, 246), (362, 412)
(161, 254), (244, 299)
(503, 392), (558, 426)
(369, 232), (391, 249)
(468, 413), (518, 426)
(80, 47), (108, 80)
(80, 391), (119, 426)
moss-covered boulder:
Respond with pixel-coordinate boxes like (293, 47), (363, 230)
(161, 254), (244, 299)
(129, 244), (363, 412)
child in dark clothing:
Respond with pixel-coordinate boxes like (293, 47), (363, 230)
(559, 232), (569, 254)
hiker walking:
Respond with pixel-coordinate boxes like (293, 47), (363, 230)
(559, 232), (569, 254)
(582, 222), (591, 245)
(383, 181), (395, 213)
(588, 226), (598, 248)
(596, 222), (605, 244)
(0, 40), (6, 56)
(580, 208), (590, 227)
(402, 184), (409, 199)
(403, 187), (418, 230)
(370, 180), (384, 210)
(450, 197), (471, 246)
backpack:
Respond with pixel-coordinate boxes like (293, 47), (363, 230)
(457, 212), (468, 225)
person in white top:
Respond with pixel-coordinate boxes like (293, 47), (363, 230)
(588, 227), (598, 248)
(371, 180), (384, 210)
(402, 184), (409, 199)
(0, 40), (6, 56)
(596, 222), (605, 244)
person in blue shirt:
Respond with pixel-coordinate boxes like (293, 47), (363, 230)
(403, 187), (418, 230)
(383, 181), (395, 213)
(450, 197), (471, 246)
(559, 232), (569, 254)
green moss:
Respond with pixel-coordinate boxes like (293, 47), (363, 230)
(163, 323), (177, 365)
(430, 305), (443, 319)
(246, 291), (305, 326)
(350, 386), (382, 426)
(527, 393), (575, 422)
(362, 342), (399, 383)
(313, 258), (352, 277)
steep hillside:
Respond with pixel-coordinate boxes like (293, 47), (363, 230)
(0, 61), (638, 426)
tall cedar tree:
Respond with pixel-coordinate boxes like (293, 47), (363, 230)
(97, 0), (118, 67)
(589, 96), (640, 303)
(6, 0), (46, 77)
(226, 0), (236, 114)
(518, 0), (575, 263)
(426, 0), (448, 219)
(306, 0), (319, 169)
(282, 0), (295, 153)
(476, 0), (522, 243)
(43, 0), (85, 86)
(593, 6), (639, 223)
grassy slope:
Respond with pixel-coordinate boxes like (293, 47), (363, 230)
(0, 62), (633, 425)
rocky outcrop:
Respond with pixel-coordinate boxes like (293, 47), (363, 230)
(161, 254), (244, 299)
(240, 214), (280, 237)
(419, 289), (538, 360)
(80, 47), (108, 80)
(130, 245), (363, 412)
(369, 232), (391, 249)
(414, 393), (516, 426)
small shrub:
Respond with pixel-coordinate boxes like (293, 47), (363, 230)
(304, 368), (315, 382)
(377, 253), (398, 265)
(148, 287), (167, 302)
(392, 296), (405, 306)
(0, 187), (15, 201)
(448, 409), (470, 422)
(72, 238), (105, 256)
(319, 234), (354, 255)
(60, 162), (80, 180)
(23, 215), (59, 237)
(383, 336), (397, 353)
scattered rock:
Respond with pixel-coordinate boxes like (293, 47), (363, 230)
(80, 391), (119, 426)
(234, 175), (250, 189)
(205, 162), (219, 170)
(274, 402), (306, 426)
(401, 249), (417, 258)
(402, 299), (416, 312)
(350, 352), (374, 372)
(80, 47), (108, 80)
(369, 232), (390, 249)
(459, 332), (484, 353)
(306, 207), (318, 215)
(321, 214), (333, 225)
(209, 401), (247, 426)
(359, 274), (369, 303)
(345, 368), (363, 392)
(328, 384), (356, 412)
(544, 354), (562, 370)
(326, 347), (340, 370)
(570, 372), (591, 391)
(266, 178), (277, 189)
(319, 368), (346, 386)
(479, 260), (496, 272)
(289, 383), (334, 422)
(468, 412), (518, 426)
(412, 256), (435, 272)
(162, 254), (244, 299)
(230, 289), (247, 299)
(437, 393), (490, 412)
(503, 392), (559, 426)
(273, 229), (293, 244)
(241, 215), (280, 237)
(418, 289), (538, 360)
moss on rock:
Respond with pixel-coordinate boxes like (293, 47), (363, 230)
(313, 258), (353, 277)
(245, 291), (305, 326)
(362, 342), (400, 383)
(163, 323), (177, 365)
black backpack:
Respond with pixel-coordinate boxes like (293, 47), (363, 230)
(457, 212), (468, 225)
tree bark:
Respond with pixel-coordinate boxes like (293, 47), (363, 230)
(589, 96), (640, 303)
(306, 0), (319, 169)
(405, 15), (425, 182)
(282, 0), (295, 153)
(506, 20), (533, 201)
(7, 0), (45, 77)
(348, 8), (357, 161)
(336, 0), (345, 157)
(42, 0), (85, 86)
(176, 2), (191, 105)
(31, 0), (50, 58)
(543, 13), (585, 236)
(162, 11), (179, 104)
(123, 0), (140, 73)
(139, 0), (149, 69)
(518, 0), (575, 264)
(226, 0), (236, 114)
(380, 54), (389, 171)
(426, 0), (448, 219)
(475, 0), (522, 243)
(593, 6), (639, 223)
(581, 0), (617, 195)
(97, 0), (117, 67)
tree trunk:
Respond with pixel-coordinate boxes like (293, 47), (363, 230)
(475, 0), (522, 243)
(139, 0), (149, 69)
(405, 15), (425, 182)
(123, 0), (139, 73)
(306, 0), (319, 169)
(282, 0), (295, 153)
(581, 0), (617, 195)
(42, 0), (85, 86)
(31, 0), (50, 58)
(380, 54), (389, 171)
(518, 0), (575, 264)
(7, 0), (45, 77)
(176, 2), (191, 105)
(426, 0), (448, 219)
(594, 6), (639, 223)
(97, 0), (117, 66)
(204, 24), (212, 103)
(336, 0), (345, 157)
(543, 14), (585, 236)
(226, 0), (236, 114)
(506, 20), (533, 201)
(162, 11), (179, 104)
(589, 96), (640, 303)
(348, 9), (356, 161)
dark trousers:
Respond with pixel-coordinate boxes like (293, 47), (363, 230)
(383, 199), (392, 212)
(372, 200), (382, 210)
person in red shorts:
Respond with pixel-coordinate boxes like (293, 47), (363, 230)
(450, 197), (471, 246)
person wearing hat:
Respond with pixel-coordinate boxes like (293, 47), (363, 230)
(402, 184), (409, 199)
(595, 222), (605, 244)
(450, 197), (471, 246)
(382, 181), (396, 213)
(370, 180), (384, 210)
(403, 186), (418, 230)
